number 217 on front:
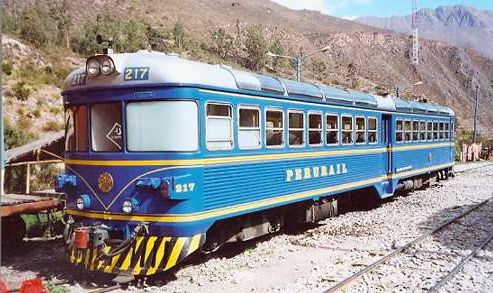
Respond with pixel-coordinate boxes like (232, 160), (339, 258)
(124, 67), (149, 81)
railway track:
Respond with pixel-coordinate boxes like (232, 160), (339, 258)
(322, 194), (493, 293)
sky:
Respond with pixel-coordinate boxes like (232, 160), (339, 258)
(270, 0), (493, 20)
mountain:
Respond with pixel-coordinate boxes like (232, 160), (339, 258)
(2, 0), (493, 140)
(357, 5), (493, 59)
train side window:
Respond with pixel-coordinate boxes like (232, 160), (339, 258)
(326, 114), (339, 145)
(206, 103), (233, 150)
(427, 121), (433, 141)
(355, 116), (366, 144)
(368, 117), (378, 144)
(308, 112), (323, 146)
(439, 122), (445, 140)
(238, 106), (261, 149)
(288, 111), (305, 147)
(404, 120), (412, 142)
(65, 105), (88, 152)
(445, 122), (450, 140)
(419, 121), (426, 141)
(396, 120), (403, 143)
(412, 121), (419, 141)
(433, 121), (439, 140)
(451, 122), (455, 140)
(342, 116), (353, 144)
(265, 109), (284, 147)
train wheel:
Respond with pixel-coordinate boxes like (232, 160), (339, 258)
(1, 215), (26, 249)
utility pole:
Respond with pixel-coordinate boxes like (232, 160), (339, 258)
(472, 83), (480, 144)
(266, 46), (330, 82)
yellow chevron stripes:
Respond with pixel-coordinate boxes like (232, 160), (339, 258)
(68, 234), (203, 276)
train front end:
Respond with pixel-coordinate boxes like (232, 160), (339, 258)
(57, 52), (207, 276)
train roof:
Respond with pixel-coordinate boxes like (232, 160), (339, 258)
(63, 51), (455, 116)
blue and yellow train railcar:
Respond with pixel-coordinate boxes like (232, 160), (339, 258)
(57, 51), (455, 276)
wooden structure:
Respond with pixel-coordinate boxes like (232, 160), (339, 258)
(2, 131), (65, 217)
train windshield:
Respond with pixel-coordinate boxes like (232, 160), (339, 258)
(65, 105), (88, 152)
(91, 102), (123, 152)
(126, 101), (198, 152)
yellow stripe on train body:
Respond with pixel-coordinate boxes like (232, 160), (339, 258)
(63, 143), (453, 167)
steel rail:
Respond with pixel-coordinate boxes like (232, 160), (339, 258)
(323, 196), (493, 293)
(427, 229), (493, 293)
(85, 284), (122, 293)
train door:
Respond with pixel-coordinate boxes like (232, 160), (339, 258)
(382, 114), (393, 175)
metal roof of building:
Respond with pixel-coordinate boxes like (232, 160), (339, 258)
(63, 51), (455, 116)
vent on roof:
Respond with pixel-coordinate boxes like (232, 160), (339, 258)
(395, 98), (414, 112)
(281, 79), (323, 99)
(350, 91), (378, 107)
(319, 85), (353, 104)
(252, 74), (285, 94)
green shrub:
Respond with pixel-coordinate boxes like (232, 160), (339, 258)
(44, 120), (63, 131)
(13, 81), (31, 101)
(49, 106), (62, 115)
(2, 63), (13, 76)
(4, 118), (38, 149)
(33, 109), (41, 118)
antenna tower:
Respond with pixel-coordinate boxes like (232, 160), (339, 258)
(411, 0), (420, 96)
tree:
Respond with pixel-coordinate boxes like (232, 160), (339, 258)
(48, 0), (71, 48)
(18, 7), (48, 47)
(269, 39), (287, 69)
(210, 27), (234, 59)
(173, 20), (186, 49)
(310, 59), (327, 82)
(346, 63), (360, 89)
(244, 25), (268, 70)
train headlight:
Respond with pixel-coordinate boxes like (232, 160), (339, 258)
(76, 194), (91, 210)
(86, 59), (101, 77)
(100, 57), (115, 75)
(122, 198), (139, 214)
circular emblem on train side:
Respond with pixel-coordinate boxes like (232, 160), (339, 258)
(98, 172), (114, 193)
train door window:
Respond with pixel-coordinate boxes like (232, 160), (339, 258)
(341, 115), (353, 144)
(91, 102), (123, 152)
(355, 116), (366, 144)
(206, 103), (233, 150)
(127, 101), (198, 151)
(412, 121), (419, 141)
(433, 121), (439, 140)
(427, 121), (433, 141)
(368, 117), (378, 144)
(444, 123), (450, 140)
(419, 121), (426, 141)
(308, 112), (322, 146)
(288, 111), (305, 147)
(238, 106), (261, 149)
(65, 105), (88, 152)
(396, 120), (403, 143)
(438, 122), (444, 140)
(265, 109), (284, 147)
(404, 120), (412, 142)
(326, 114), (339, 145)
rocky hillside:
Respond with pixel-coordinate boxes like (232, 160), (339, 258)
(2, 0), (493, 146)
(357, 5), (493, 60)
